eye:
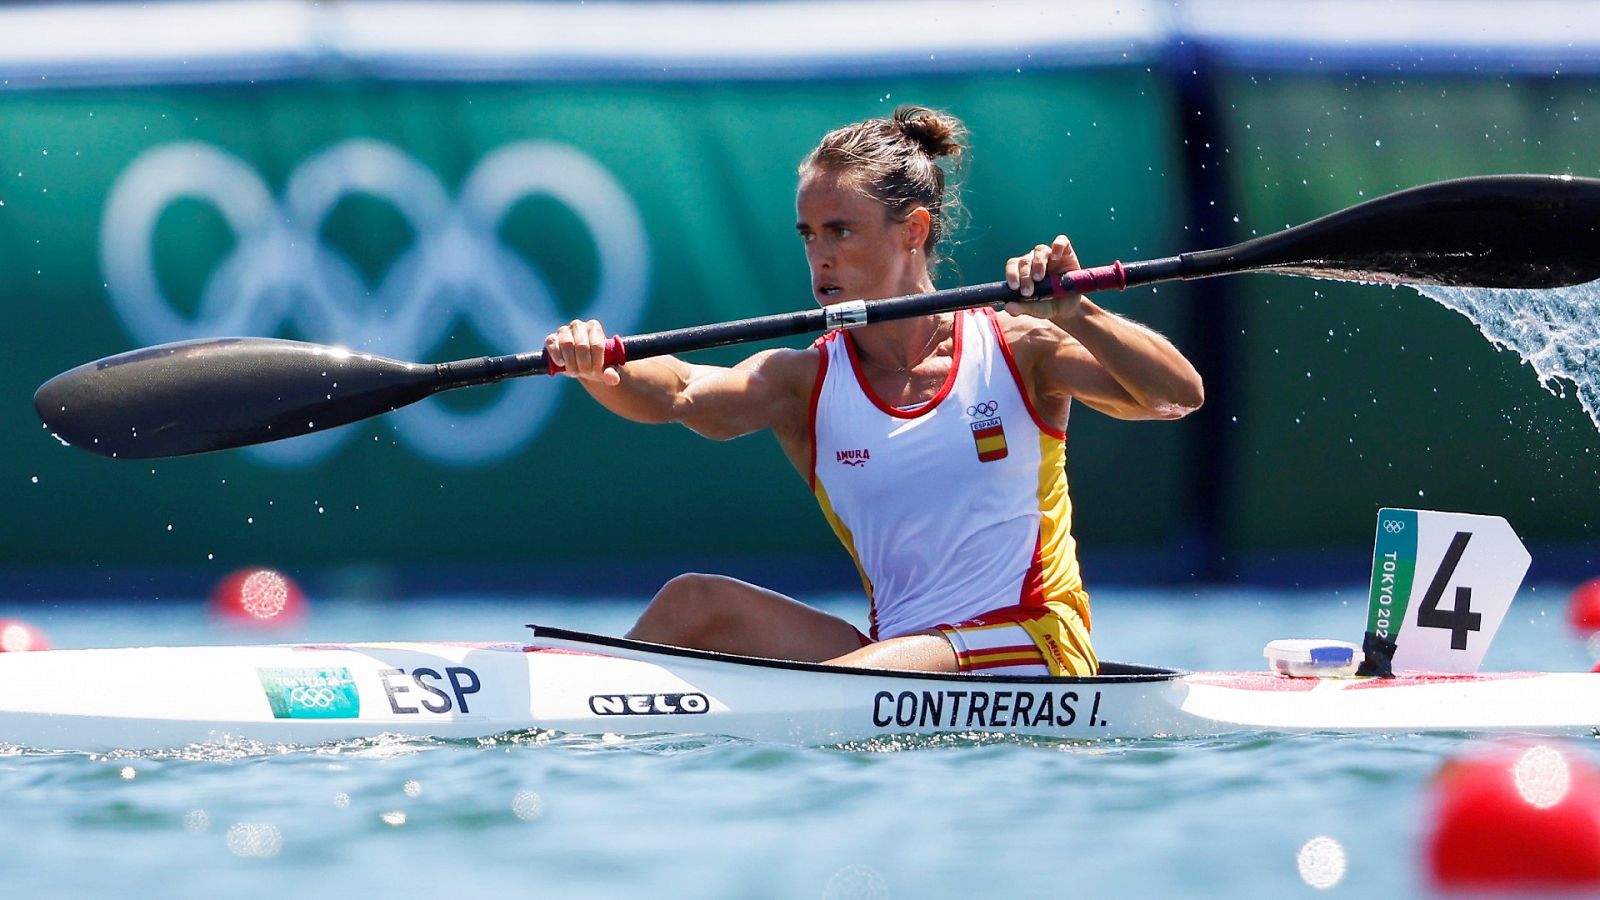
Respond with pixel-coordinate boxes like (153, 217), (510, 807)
(799, 231), (815, 243)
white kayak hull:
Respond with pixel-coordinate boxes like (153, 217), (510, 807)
(0, 625), (1595, 751)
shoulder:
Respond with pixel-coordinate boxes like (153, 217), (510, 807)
(731, 344), (826, 402)
(737, 345), (825, 448)
(735, 344), (823, 378)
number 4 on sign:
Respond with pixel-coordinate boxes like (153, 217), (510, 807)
(1414, 532), (1483, 651)
(1366, 509), (1531, 674)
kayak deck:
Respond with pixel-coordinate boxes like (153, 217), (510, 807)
(0, 624), (1592, 751)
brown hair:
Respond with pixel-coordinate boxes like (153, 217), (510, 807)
(800, 105), (968, 265)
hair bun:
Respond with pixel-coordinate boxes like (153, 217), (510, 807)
(893, 105), (966, 161)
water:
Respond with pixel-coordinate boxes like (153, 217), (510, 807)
(1415, 280), (1600, 431)
(1, 586), (1594, 898)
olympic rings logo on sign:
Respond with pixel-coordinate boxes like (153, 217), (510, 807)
(1383, 520), (1407, 534)
(289, 685), (339, 708)
(99, 140), (651, 467)
(967, 401), (999, 418)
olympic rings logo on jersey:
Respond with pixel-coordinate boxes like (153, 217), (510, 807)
(288, 685), (339, 708)
(967, 401), (999, 418)
(98, 139), (651, 467)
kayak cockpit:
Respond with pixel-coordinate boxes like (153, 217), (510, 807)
(525, 624), (1184, 684)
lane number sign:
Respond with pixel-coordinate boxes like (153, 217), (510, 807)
(1365, 508), (1530, 674)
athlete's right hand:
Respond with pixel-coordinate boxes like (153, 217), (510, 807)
(544, 319), (623, 386)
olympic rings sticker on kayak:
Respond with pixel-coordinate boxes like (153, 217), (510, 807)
(257, 667), (361, 719)
(99, 140), (652, 467)
(287, 685), (339, 708)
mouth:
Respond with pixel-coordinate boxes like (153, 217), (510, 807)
(815, 283), (844, 300)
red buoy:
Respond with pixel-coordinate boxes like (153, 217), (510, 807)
(1571, 577), (1600, 635)
(1427, 745), (1600, 889)
(210, 568), (307, 626)
(0, 620), (51, 652)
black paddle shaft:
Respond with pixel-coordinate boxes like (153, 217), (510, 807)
(34, 173), (1600, 459)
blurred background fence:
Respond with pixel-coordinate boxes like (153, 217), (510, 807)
(2, 0), (1596, 599)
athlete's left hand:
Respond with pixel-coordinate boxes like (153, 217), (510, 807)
(1003, 235), (1085, 321)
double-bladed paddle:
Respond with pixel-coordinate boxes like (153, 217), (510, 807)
(34, 173), (1600, 460)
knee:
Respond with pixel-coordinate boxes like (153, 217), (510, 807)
(655, 572), (720, 601)
(634, 573), (732, 641)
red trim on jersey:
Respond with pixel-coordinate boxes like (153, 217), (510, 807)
(985, 307), (1066, 440)
(806, 336), (834, 490)
(1018, 530), (1048, 608)
(953, 640), (1043, 662)
(843, 310), (965, 419)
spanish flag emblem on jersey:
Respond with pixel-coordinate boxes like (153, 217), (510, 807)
(970, 417), (1008, 462)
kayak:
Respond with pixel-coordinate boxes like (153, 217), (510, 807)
(0, 505), (1565, 751)
(0, 624), (1595, 752)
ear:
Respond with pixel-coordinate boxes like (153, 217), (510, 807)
(902, 206), (932, 253)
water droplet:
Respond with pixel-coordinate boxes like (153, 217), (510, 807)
(183, 809), (210, 832)
(511, 790), (543, 821)
(226, 822), (283, 858)
(1296, 836), (1347, 889)
(823, 865), (890, 900)
(1514, 745), (1571, 808)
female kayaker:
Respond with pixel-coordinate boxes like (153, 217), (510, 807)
(543, 105), (1203, 675)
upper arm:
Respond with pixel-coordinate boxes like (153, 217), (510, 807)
(1041, 342), (1160, 420)
(1011, 318), (1178, 422)
(672, 347), (819, 441)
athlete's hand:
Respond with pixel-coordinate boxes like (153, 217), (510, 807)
(1003, 235), (1085, 321)
(544, 319), (623, 387)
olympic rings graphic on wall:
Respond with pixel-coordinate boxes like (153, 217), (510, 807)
(967, 400), (999, 418)
(99, 139), (651, 467)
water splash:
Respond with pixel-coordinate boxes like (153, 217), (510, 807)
(1411, 280), (1600, 431)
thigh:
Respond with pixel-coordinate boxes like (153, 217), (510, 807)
(628, 574), (869, 663)
(826, 632), (959, 672)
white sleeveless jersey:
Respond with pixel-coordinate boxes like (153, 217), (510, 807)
(808, 308), (1085, 641)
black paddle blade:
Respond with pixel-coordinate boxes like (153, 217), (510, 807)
(34, 338), (443, 459)
(1191, 174), (1600, 288)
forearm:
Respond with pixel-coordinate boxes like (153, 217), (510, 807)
(1053, 299), (1205, 417)
(575, 356), (695, 425)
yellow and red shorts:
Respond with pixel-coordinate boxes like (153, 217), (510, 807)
(935, 599), (1097, 677)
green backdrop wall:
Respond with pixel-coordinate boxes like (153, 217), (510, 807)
(4, 58), (1598, 591)
(1, 72), (1201, 584)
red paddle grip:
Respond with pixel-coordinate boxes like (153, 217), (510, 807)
(546, 335), (627, 375)
(1054, 261), (1127, 294)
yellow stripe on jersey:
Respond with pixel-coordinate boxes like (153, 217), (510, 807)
(813, 479), (877, 635)
(1029, 429), (1088, 629)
